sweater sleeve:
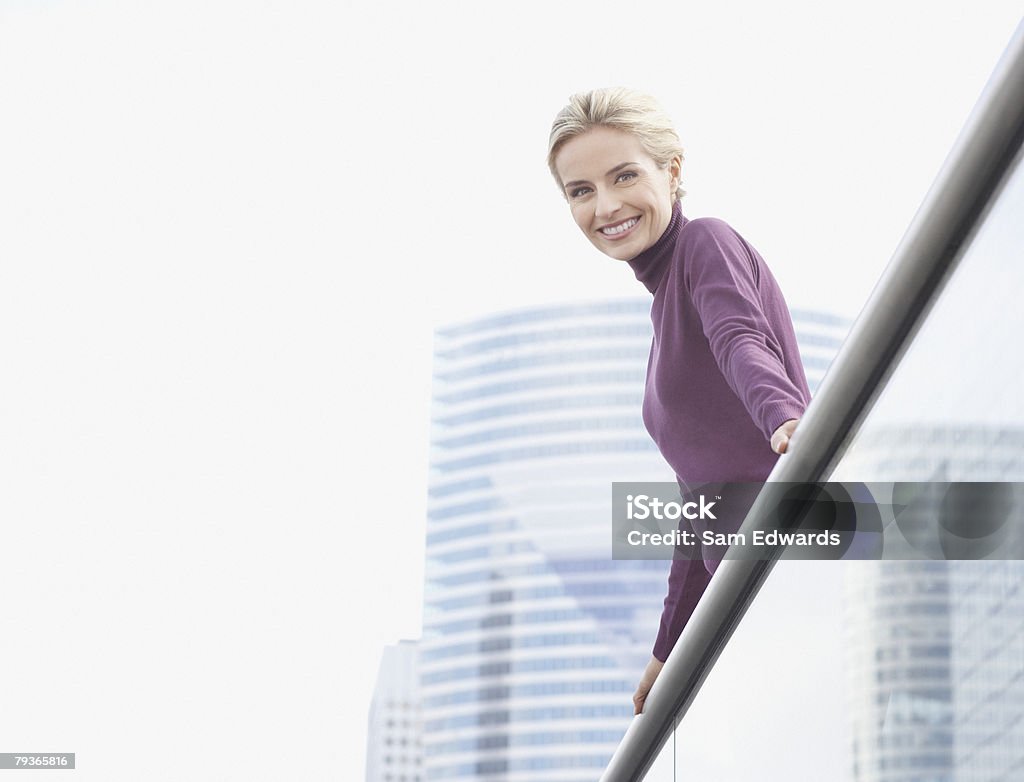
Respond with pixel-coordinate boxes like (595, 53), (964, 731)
(680, 218), (808, 440)
(652, 552), (713, 662)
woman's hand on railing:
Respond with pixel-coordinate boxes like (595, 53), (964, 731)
(770, 418), (800, 454)
(632, 655), (665, 715)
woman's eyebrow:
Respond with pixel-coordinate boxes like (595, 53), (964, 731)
(564, 162), (639, 190)
(607, 162), (638, 176)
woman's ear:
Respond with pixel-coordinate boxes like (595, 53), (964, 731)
(669, 154), (682, 193)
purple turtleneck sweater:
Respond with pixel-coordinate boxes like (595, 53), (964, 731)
(627, 201), (811, 662)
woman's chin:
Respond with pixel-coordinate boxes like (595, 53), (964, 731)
(603, 243), (641, 262)
(591, 237), (633, 260)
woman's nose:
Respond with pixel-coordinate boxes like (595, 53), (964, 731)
(594, 188), (622, 219)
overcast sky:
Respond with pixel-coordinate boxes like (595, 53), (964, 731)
(1, 1), (1021, 779)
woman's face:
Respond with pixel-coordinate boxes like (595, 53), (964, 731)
(554, 125), (679, 261)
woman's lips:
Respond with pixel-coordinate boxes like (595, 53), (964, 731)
(598, 215), (641, 240)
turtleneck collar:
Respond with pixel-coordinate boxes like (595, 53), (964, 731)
(626, 200), (687, 294)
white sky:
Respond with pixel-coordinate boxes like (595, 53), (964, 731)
(0, 1), (1021, 779)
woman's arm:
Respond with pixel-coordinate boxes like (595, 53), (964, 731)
(634, 416), (800, 712)
(680, 218), (809, 442)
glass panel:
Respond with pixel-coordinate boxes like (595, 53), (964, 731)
(823, 144), (1024, 782)
(642, 562), (851, 780)
(643, 140), (1024, 779)
(831, 153), (1024, 485)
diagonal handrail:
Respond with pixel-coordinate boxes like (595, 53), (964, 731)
(599, 17), (1024, 782)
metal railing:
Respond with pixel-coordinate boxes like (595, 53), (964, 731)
(599, 17), (1024, 782)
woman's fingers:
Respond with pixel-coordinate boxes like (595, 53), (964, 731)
(771, 418), (800, 454)
(633, 684), (651, 715)
(633, 682), (653, 715)
(633, 656), (665, 714)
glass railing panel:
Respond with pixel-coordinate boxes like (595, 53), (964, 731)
(829, 143), (1024, 486)
(820, 134), (1024, 782)
(641, 561), (852, 780)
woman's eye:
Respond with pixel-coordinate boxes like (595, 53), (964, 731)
(616, 171), (637, 183)
(570, 187), (591, 198)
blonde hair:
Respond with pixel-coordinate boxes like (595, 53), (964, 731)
(547, 87), (686, 202)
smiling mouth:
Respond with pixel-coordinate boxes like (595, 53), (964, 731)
(599, 216), (640, 238)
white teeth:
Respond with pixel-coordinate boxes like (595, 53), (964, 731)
(601, 217), (638, 236)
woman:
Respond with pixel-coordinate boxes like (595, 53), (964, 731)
(547, 88), (811, 715)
